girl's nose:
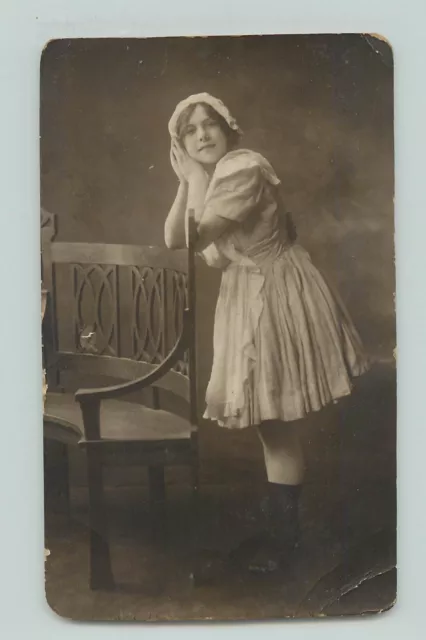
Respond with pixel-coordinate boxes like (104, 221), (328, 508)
(198, 126), (210, 141)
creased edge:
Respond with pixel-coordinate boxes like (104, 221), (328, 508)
(318, 564), (396, 614)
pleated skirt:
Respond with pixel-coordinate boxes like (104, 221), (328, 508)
(203, 244), (370, 428)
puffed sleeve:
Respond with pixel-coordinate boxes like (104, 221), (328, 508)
(203, 151), (276, 224)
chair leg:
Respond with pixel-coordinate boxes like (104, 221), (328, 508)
(190, 457), (200, 582)
(43, 440), (70, 519)
(191, 457), (200, 520)
(86, 446), (114, 590)
(148, 466), (167, 543)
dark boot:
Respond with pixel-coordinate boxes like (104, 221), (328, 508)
(247, 483), (302, 573)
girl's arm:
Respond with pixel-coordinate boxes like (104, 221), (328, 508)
(165, 139), (210, 249)
(195, 214), (232, 252)
(194, 163), (264, 251)
(164, 174), (228, 254)
(164, 182), (188, 249)
(186, 169), (210, 223)
(166, 139), (233, 253)
(187, 170), (234, 253)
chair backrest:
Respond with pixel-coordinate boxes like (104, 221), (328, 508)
(41, 209), (197, 414)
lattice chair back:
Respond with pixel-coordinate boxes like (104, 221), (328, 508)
(41, 210), (196, 407)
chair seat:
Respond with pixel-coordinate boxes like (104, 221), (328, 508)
(44, 392), (194, 443)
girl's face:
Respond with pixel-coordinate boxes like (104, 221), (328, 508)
(180, 105), (228, 166)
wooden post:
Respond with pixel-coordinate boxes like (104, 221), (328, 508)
(80, 400), (114, 590)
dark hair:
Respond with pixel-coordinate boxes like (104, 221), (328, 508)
(176, 102), (241, 149)
(284, 212), (298, 244)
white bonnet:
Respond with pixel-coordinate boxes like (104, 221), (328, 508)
(168, 92), (243, 138)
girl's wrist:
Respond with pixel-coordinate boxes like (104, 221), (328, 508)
(188, 167), (208, 185)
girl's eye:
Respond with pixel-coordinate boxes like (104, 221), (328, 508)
(183, 126), (196, 136)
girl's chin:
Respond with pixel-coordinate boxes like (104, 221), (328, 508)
(198, 151), (225, 165)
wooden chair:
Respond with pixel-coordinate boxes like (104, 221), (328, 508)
(41, 209), (198, 590)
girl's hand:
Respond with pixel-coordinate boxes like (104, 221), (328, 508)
(171, 138), (205, 182)
(170, 139), (186, 183)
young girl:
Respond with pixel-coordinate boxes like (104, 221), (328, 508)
(165, 93), (370, 572)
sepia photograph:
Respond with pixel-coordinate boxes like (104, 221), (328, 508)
(41, 34), (395, 620)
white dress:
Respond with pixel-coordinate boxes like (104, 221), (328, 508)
(200, 149), (370, 429)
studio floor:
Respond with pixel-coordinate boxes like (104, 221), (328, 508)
(44, 363), (396, 622)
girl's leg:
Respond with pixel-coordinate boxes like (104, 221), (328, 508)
(257, 419), (305, 485)
(247, 420), (305, 572)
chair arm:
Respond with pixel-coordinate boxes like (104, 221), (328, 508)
(75, 310), (190, 404)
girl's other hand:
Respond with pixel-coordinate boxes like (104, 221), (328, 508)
(171, 138), (205, 182)
(170, 139), (186, 183)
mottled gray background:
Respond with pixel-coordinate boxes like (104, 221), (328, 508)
(40, 34), (394, 407)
